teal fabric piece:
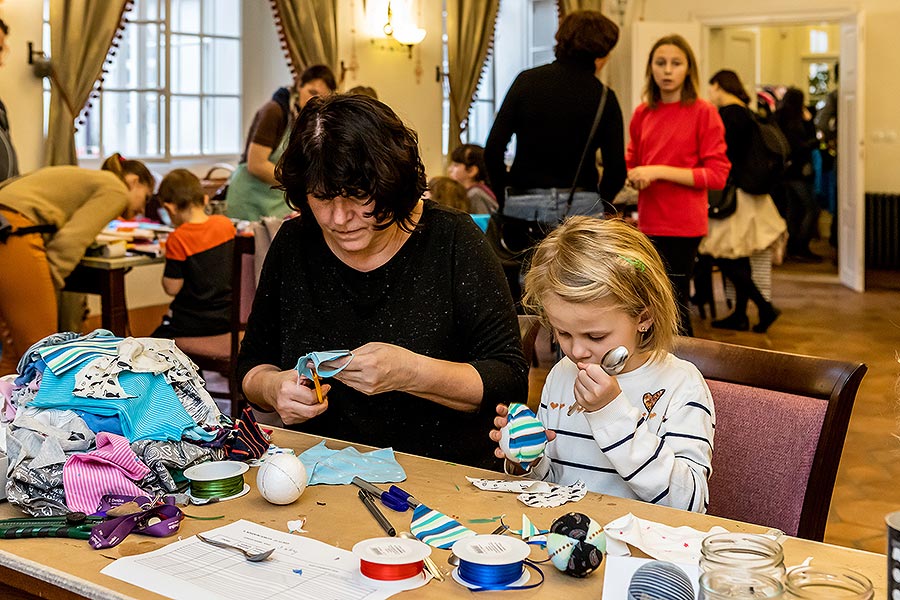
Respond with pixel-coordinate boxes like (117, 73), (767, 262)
(30, 368), (196, 442)
(297, 440), (407, 485)
(294, 350), (353, 379)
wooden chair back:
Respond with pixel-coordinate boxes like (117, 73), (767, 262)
(673, 336), (866, 541)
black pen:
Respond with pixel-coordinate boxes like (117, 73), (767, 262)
(358, 489), (396, 537)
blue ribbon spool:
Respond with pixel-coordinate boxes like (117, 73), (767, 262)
(451, 534), (545, 592)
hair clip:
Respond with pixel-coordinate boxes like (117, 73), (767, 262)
(619, 255), (646, 272)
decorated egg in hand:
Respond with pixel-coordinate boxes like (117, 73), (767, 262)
(546, 512), (607, 577)
(499, 403), (548, 469)
(256, 453), (307, 505)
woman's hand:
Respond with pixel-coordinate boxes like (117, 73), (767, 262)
(626, 166), (660, 190)
(334, 342), (416, 395)
(263, 369), (331, 425)
(571, 362), (621, 413)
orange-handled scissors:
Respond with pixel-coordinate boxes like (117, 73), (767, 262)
(310, 366), (325, 404)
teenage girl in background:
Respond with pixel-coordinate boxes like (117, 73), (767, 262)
(0, 154), (154, 375)
(490, 217), (714, 512)
(626, 34), (731, 336)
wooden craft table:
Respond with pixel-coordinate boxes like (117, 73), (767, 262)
(0, 428), (886, 598)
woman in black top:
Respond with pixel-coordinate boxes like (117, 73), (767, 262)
(484, 10), (626, 207)
(699, 70), (786, 333)
(237, 95), (528, 469)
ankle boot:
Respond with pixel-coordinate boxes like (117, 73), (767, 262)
(753, 305), (781, 333)
(711, 312), (750, 331)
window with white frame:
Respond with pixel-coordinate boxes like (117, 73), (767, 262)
(43, 0), (241, 160)
(442, 0), (557, 154)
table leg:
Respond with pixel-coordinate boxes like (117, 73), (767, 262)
(99, 268), (129, 336)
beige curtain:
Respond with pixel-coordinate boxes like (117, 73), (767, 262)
(446, 1), (501, 154)
(270, 0), (338, 78)
(45, 0), (128, 166)
(557, 0), (605, 16)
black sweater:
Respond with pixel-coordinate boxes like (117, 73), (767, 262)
(237, 202), (528, 469)
(484, 60), (627, 207)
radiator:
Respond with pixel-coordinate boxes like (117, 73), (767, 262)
(865, 193), (900, 269)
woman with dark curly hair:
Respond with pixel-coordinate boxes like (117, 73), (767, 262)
(237, 94), (528, 469)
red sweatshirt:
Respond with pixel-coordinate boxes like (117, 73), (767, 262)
(626, 98), (730, 237)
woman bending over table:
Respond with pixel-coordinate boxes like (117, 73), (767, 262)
(237, 94), (529, 469)
(0, 155), (154, 375)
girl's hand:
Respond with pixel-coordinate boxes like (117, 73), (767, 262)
(571, 362), (621, 413)
(266, 369), (331, 425)
(334, 342), (415, 395)
(489, 404), (557, 460)
(627, 166), (659, 190)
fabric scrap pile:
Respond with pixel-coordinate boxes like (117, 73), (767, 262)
(0, 329), (265, 517)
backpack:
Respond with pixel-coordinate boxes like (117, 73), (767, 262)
(736, 112), (790, 195)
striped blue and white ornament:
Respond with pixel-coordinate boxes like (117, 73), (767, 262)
(627, 561), (694, 600)
(499, 403), (548, 469)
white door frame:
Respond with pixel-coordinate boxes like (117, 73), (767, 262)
(693, 8), (864, 290)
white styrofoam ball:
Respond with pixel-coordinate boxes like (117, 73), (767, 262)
(256, 453), (307, 505)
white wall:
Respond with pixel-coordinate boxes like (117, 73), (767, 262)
(0, 0), (45, 173)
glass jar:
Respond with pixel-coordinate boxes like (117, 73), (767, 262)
(783, 566), (873, 599)
(700, 533), (786, 583)
(700, 568), (784, 599)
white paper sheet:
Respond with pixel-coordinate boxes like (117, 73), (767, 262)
(101, 519), (429, 600)
(601, 555), (700, 599)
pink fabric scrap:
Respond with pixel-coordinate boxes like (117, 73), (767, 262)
(63, 431), (151, 514)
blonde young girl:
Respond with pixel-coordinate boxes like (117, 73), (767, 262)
(626, 35), (730, 336)
(490, 217), (715, 512)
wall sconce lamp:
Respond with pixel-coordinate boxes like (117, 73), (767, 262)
(27, 41), (52, 78)
(382, 1), (425, 57)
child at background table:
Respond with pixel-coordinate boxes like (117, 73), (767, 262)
(426, 176), (468, 212)
(448, 144), (499, 214)
(490, 216), (715, 512)
(152, 169), (235, 338)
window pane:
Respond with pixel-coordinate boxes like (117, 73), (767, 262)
(203, 0), (240, 37)
(203, 97), (240, 154)
(171, 96), (201, 155)
(202, 37), (240, 94)
(107, 24), (162, 89)
(465, 101), (493, 146)
(101, 91), (163, 158)
(171, 0), (201, 33)
(171, 35), (201, 94)
(532, 49), (554, 66)
(532, 0), (557, 49)
(134, 0), (163, 21)
(76, 109), (100, 158)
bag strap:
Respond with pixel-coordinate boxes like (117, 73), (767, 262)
(564, 84), (609, 216)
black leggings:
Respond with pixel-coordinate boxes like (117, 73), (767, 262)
(648, 235), (702, 337)
(716, 257), (770, 316)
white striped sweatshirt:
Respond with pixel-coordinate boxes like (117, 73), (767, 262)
(529, 352), (715, 513)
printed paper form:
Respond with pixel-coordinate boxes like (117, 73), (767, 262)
(101, 519), (427, 600)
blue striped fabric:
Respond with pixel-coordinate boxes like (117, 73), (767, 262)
(410, 504), (476, 549)
(30, 368), (195, 442)
(627, 561), (693, 600)
(39, 337), (122, 374)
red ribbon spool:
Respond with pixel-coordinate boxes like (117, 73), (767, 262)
(359, 559), (424, 581)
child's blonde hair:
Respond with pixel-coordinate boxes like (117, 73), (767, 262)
(522, 216), (679, 358)
(427, 176), (468, 212)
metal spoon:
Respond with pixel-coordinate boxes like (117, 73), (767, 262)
(196, 532), (275, 562)
(399, 531), (444, 581)
(448, 523), (508, 566)
(567, 345), (630, 416)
